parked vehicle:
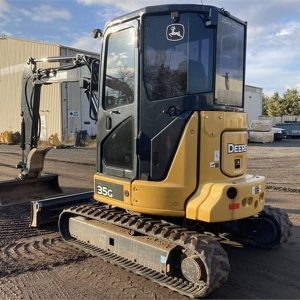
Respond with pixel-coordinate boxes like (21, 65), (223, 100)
(271, 127), (287, 140)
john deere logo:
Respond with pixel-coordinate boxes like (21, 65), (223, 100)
(227, 143), (247, 154)
(166, 24), (185, 41)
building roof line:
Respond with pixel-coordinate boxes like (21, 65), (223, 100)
(245, 84), (263, 90)
(0, 35), (99, 57)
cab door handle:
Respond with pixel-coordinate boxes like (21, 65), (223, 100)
(110, 110), (120, 115)
(106, 116), (112, 130)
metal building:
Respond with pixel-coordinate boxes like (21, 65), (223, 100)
(0, 36), (99, 141)
(244, 85), (263, 126)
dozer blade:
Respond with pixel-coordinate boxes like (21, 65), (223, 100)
(31, 191), (94, 227)
(0, 173), (62, 206)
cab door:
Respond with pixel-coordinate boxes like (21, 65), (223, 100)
(97, 22), (138, 179)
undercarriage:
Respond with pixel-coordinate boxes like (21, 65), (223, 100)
(58, 203), (292, 298)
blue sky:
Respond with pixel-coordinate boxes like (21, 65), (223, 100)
(1, 0), (300, 95)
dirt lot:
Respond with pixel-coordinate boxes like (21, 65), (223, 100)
(0, 139), (299, 299)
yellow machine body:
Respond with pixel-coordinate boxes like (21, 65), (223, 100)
(94, 111), (265, 223)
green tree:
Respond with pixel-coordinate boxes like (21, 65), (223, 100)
(282, 89), (300, 115)
(264, 91), (284, 116)
(262, 94), (269, 116)
(262, 90), (300, 116)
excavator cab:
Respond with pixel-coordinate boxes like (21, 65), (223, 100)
(98, 6), (245, 179)
(94, 5), (263, 223)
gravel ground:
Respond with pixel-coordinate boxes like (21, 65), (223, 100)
(0, 139), (299, 299)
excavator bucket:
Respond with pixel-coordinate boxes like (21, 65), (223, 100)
(0, 147), (62, 206)
(0, 174), (62, 206)
(19, 147), (53, 179)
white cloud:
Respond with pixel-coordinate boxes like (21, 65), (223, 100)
(246, 18), (300, 93)
(76, 0), (300, 94)
(276, 25), (294, 37)
(20, 5), (71, 22)
(0, 0), (9, 17)
(96, 7), (122, 23)
(70, 35), (101, 53)
(78, 0), (184, 12)
(0, 0), (10, 26)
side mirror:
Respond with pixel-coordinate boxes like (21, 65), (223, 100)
(91, 29), (103, 39)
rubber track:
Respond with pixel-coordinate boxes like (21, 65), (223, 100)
(262, 205), (293, 244)
(242, 205), (293, 249)
(59, 204), (230, 298)
(266, 185), (300, 194)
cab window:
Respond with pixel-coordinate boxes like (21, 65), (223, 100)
(215, 15), (245, 107)
(144, 14), (213, 100)
(104, 28), (135, 109)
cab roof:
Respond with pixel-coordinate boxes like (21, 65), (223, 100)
(104, 4), (246, 30)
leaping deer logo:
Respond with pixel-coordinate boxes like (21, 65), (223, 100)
(169, 26), (183, 38)
(166, 24), (185, 41)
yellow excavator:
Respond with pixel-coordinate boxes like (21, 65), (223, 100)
(7, 4), (294, 298)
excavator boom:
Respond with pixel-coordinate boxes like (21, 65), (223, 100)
(0, 54), (100, 205)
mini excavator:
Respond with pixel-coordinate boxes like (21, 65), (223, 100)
(6, 4), (294, 297)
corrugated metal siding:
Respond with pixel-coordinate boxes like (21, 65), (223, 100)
(60, 46), (99, 139)
(60, 43), (82, 139)
(39, 84), (61, 141)
(0, 37), (62, 140)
